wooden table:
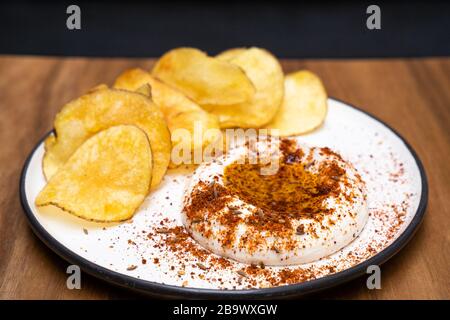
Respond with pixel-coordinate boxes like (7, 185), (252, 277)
(0, 56), (449, 299)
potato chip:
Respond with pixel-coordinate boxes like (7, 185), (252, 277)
(36, 125), (152, 222)
(135, 83), (152, 97)
(264, 70), (328, 136)
(114, 68), (222, 164)
(114, 68), (199, 117)
(203, 47), (284, 128)
(43, 87), (170, 189)
(152, 47), (255, 106)
(167, 109), (222, 163)
(216, 47), (247, 61)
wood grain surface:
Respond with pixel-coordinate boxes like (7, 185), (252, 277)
(0, 56), (448, 300)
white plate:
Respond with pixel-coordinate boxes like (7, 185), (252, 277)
(20, 98), (427, 298)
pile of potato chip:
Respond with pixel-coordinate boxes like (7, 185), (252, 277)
(36, 47), (328, 222)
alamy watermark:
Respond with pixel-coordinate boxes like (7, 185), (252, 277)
(65, 5), (381, 32)
(66, 264), (81, 289)
(366, 5), (381, 30)
(66, 5), (81, 30)
(170, 125), (281, 175)
(366, 265), (381, 289)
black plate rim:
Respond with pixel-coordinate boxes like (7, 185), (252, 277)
(19, 97), (428, 299)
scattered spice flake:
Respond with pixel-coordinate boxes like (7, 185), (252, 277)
(127, 265), (137, 271)
(196, 262), (208, 270)
(82, 228), (88, 235)
(276, 268), (316, 285)
(272, 246), (280, 254)
(236, 270), (248, 278)
(155, 227), (170, 234)
(296, 224), (305, 235)
(157, 225), (209, 260)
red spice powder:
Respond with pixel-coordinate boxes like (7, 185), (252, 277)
(183, 139), (352, 252)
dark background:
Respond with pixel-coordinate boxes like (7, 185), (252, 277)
(0, 0), (449, 58)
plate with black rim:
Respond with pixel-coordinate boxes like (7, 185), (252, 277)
(20, 98), (427, 299)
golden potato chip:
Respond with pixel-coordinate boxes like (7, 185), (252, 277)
(43, 87), (170, 189)
(44, 133), (56, 150)
(264, 70), (328, 136)
(203, 47), (284, 128)
(152, 47), (255, 106)
(114, 68), (222, 164)
(36, 125), (152, 222)
(216, 47), (247, 61)
(135, 83), (152, 97)
(87, 83), (109, 93)
(168, 109), (222, 164)
(114, 68), (199, 117)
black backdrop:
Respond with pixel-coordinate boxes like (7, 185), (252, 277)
(1, 0), (449, 58)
